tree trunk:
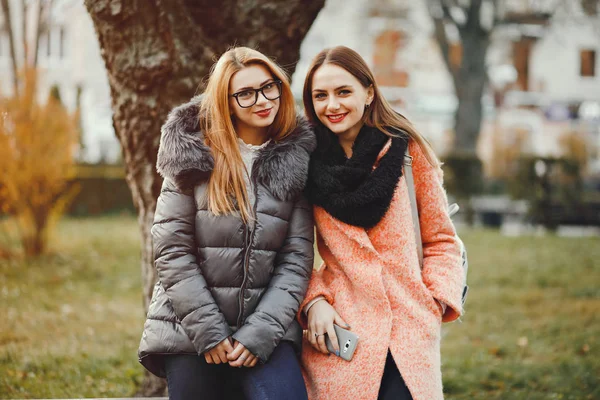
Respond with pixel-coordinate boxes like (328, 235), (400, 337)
(26, 217), (46, 257)
(453, 27), (489, 154)
(84, 0), (324, 395)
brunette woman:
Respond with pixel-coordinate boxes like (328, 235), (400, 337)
(299, 46), (465, 400)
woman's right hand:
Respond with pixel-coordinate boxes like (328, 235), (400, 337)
(306, 301), (350, 355)
(204, 337), (234, 364)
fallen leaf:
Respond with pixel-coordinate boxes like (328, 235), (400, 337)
(578, 344), (590, 355)
(488, 347), (505, 357)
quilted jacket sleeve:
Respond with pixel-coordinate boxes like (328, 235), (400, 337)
(152, 179), (232, 354)
(232, 195), (315, 362)
(296, 229), (338, 329)
(411, 141), (465, 322)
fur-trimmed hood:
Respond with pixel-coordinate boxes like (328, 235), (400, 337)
(156, 96), (316, 200)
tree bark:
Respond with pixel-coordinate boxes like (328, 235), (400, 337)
(84, 0), (324, 395)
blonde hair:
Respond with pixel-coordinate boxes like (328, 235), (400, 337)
(303, 46), (439, 167)
(200, 47), (297, 223)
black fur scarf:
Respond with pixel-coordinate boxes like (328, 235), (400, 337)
(305, 124), (408, 229)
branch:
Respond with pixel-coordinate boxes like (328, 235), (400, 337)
(32, 0), (42, 67)
(32, 0), (50, 67)
(0, 0), (19, 95)
(21, 0), (28, 66)
(466, 0), (483, 30)
(429, 0), (459, 86)
(441, 0), (454, 22)
(491, 0), (501, 28)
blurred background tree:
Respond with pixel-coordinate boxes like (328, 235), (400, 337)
(428, 0), (598, 154)
(428, 0), (599, 223)
(428, 0), (497, 155)
(84, 0), (325, 394)
(428, 0), (503, 224)
(0, 68), (79, 257)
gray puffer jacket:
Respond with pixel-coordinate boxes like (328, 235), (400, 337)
(138, 97), (316, 378)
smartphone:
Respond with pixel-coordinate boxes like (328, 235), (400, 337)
(325, 324), (359, 361)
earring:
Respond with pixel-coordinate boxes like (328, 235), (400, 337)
(365, 103), (370, 109)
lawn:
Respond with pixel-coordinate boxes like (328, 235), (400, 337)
(0, 216), (145, 398)
(0, 216), (598, 398)
(439, 229), (599, 400)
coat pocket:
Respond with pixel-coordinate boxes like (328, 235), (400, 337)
(418, 280), (443, 320)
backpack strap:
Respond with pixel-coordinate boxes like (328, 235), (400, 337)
(405, 148), (462, 270)
(405, 147), (469, 306)
(404, 147), (423, 269)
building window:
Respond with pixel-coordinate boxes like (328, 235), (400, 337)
(580, 49), (596, 77)
(513, 38), (534, 91)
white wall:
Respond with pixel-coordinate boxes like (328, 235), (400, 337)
(530, 19), (600, 102)
(290, 0), (370, 96)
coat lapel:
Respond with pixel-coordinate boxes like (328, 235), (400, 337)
(315, 206), (379, 258)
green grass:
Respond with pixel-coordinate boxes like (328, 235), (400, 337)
(0, 217), (598, 398)
(440, 229), (600, 400)
(0, 216), (144, 398)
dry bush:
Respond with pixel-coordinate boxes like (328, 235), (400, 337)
(558, 129), (589, 173)
(487, 125), (530, 179)
(0, 68), (79, 257)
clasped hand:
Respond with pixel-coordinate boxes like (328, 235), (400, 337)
(204, 337), (258, 368)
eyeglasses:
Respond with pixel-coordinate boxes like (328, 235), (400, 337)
(230, 80), (282, 108)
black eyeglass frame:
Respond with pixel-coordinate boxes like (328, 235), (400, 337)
(230, 80), (283, 108)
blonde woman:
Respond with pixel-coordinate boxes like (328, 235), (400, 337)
(138, 47), (315, 399)
(298, 46), (465, 400)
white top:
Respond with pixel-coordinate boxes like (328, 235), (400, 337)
(238, 137), (271, 221)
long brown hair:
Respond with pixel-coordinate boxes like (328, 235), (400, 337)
(302, 46), (439, 166)
(200, 47), (297, 222)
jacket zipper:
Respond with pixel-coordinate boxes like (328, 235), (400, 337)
(236, 168), (260, 328)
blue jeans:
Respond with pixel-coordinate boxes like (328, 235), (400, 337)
(164, 341), (308, 400)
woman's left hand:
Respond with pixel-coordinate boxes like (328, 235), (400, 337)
(228, 341), (259, 368)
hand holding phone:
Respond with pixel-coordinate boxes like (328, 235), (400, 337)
(307, 301), (355, 357)
(325, 324), (359, 361)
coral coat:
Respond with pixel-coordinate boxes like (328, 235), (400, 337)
(298, 140), (465, 400)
